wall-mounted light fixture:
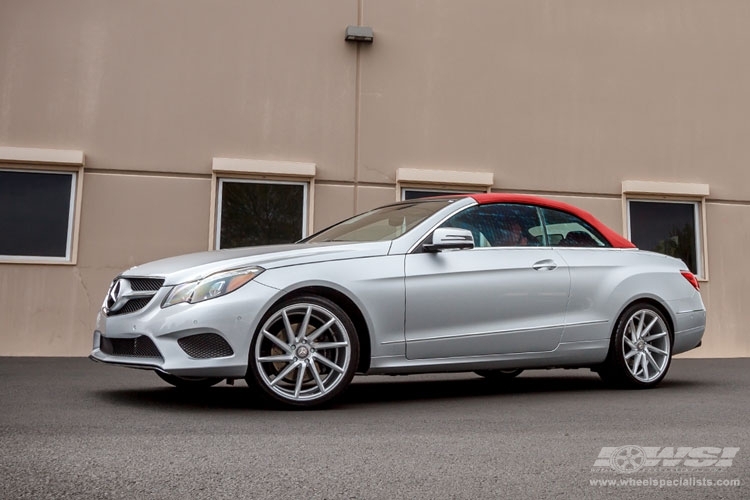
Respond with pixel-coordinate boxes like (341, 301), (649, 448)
(345, 25), (374, 43)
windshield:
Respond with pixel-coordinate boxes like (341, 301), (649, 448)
(305, 200), (453, 243)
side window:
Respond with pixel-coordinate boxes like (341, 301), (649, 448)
(540, 208), (609, 248)
(440, 204), (542, 247)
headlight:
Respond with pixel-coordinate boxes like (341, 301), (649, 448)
(162, 266), (264, 307)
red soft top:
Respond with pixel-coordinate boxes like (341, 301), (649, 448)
(464, 193), (635, 249)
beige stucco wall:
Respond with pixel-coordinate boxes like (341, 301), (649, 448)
(0, 0), (747, 357)
(0, 0), (358, 179)
(698, 203), (750, 358)
(359, 0), (750, 200)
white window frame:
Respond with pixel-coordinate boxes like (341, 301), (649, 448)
(396, 168), (494, 201)
(209, 158), (316, 250)
(214, 178), (309, 250)
(0, 147), (85, 265)
(622, 181), (709, 280)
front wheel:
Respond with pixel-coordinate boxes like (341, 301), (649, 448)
(600, 303), (672, 388)
(247, 295), (360, 408)
(155, 371), (223, 388)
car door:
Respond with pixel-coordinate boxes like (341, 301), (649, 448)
(404, 203), (571, 359)
(539, 206), (622, 344)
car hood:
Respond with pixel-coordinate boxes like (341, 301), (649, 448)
(121, 241), (392, 286)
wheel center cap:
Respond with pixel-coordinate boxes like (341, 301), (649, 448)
(296, 346), (310, 359)
(636, 340), (646, 351)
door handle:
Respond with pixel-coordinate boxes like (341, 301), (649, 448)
(532, 259), (558, 271)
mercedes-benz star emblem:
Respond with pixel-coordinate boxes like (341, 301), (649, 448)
(105, 279), (132, 314)
(296, 346), (310, 359)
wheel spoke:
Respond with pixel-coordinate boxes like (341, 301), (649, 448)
(294, 363), (306, 398)
(636, 352), (645, 375)
(627, 352), (640, 375)
(635, 311), (646, 338)
(307, 317), (337, 342)
(313, 352), (344, 373)
(624, 338), (637, 350)
(312, 341), (349, 350)
(262, 330), (291, 353)
(296, 306), (312, 342)
(309, 360), (326, 394)
(624, 349), (638, 360)
(644, 349), (661, 373)
(628, 321), (638, 343)
(642, 331), (667, 342)
(641, 316), (659, 338)
(281, 310), (296, 344)
(258, 354), (293, 363)
(640, 352), (650, 379)
(646, 344), (668, 356)
(269, 362), (298, 386)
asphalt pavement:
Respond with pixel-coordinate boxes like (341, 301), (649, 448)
(0, 357), (748, 499)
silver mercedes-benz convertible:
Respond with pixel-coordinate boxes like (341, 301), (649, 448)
(90, 194), (705, 407)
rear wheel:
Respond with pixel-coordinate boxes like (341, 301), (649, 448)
(474, 369), (523, 380)
(247, 295), (359, 408)
(600, 303), (672, 388)
(155, 371), (223, 388)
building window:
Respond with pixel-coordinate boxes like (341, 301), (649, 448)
(209, 157), (316, 250)
(622, 181), (709, 279)
(0, 167), (82, 263)
(627, 200), (702, 276)
(0, 147), (85, 264)
(215, 179), (308, 249)
(401, 187), (477, 200)
(396, 168), (493, 202)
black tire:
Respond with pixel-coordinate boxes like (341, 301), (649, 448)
(474, 369), (524, 380)
(155, 371), (223, 388)
(599, 302), (673, 388)
(247, 295), (360, 408)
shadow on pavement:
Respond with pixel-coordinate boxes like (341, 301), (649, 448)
(92, 371), (707, 412)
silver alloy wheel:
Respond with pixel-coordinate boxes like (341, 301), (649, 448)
(621, 309), (671, 383)
(254, 302), (352, 402)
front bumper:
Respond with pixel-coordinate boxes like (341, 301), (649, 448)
(89, 280), (280, 378)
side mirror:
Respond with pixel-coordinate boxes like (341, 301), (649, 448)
(423, 227), (475, 252)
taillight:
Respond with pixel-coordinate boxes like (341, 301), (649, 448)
(681, 270), (700, 291)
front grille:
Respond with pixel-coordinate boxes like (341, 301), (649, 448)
(105, 277), (164, 317)
(109, 298), (153, 316)
(178, 333), (234, 359)
(128, 278), (164, 291)
(100, 335), (163, 360)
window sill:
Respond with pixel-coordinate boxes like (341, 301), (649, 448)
(0, 257), (77, 265)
